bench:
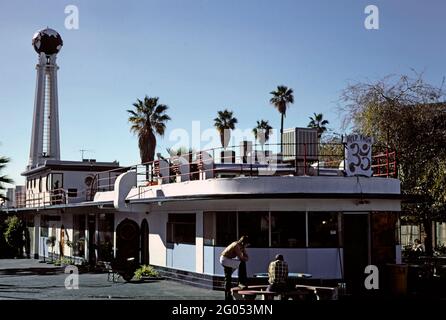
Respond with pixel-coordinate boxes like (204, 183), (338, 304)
(295, 285), (339, 300)
(232, 285), (314, 300)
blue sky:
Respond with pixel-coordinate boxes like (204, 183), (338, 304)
(1, 0), (445, 185)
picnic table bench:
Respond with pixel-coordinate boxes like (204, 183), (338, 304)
(231, 284), (338, 300)
(253, 272), (312, 279)
(295, 285), (339, 300)
(231, 285), (315, 301)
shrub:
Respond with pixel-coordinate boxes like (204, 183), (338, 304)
(3, 216), (25, 257)
(134, 265), (159, 280)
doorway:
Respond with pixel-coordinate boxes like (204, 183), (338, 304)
(116, 218), (140, 264)
(141, 219), (150, 265)
(343, 213), (370, 295)
(88, 215), (96, 265)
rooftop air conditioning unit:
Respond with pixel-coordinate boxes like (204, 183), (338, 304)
(282, 127), (319, 161)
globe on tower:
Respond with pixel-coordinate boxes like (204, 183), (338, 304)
(32, 28), (63, 55)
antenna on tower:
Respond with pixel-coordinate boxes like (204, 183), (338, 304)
(79, 149), (93, 161)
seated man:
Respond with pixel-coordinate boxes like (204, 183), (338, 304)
(220, 236), (249, 300)
(267, 254), (289, 292)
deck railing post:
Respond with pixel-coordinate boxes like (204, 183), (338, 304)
(386, 146), (389, 178)
(303, 143), (307, 176)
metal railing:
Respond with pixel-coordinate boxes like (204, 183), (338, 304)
(1, 143), (397, 210)
(90, 142), (398, 195)
(4, 187), (96, 209)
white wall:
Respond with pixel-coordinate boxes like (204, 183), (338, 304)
(196, 211), (204, 273)
(126, 176), (400, 204)
(147, 211), (168, 267)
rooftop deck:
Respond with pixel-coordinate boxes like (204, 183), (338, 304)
(2, 142), (398, 210)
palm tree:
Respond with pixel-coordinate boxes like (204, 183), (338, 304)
(269, 85), (294, 153)
(0, 156), (13, 201)
(252, 120), (273, 151)
(307, 113), (329, 139)
(127, 96), (171, 164)
(214, 109), (238, 149)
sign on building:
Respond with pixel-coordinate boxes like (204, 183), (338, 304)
(344, 135), (373, 177)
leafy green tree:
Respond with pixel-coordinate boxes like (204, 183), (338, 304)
(4, 215), (25, 257)
(308, 113), (329, 139)
(127, 96), (171, 163)
(269, 85), (294, 153)
(340, 72), (446, 255)
(214, 109), (238, 149)
(318, 133), (344, 168)
(253, 120), (273, 150)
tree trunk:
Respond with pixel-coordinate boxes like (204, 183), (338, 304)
(139, 130), (157, 181)
(280, 113), (284, 154)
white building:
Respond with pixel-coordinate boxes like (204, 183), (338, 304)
(0, 28), (402, 296)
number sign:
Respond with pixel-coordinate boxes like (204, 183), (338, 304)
(344, 135), (373, 177)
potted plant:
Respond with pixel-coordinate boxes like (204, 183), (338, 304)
(60, 257), (71, 266)
(134, 265), (162, 281)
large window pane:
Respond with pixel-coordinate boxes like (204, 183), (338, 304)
(308, 212), (340, 248)
(271, 212), (306, 248)
(216, 212), (237, 246)
(73, 214), (86, 257)
(167, 213), (196, 245)
(203, 212), (216, 246)
(40, 215), (49, 237)
(98, 213), (114, 261)
(204, 212), (238, 246)
(238, 212), (269, 247)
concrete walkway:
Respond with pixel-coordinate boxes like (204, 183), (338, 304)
(0, 259), (224, 300)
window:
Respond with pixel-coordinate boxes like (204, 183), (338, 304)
(238, 211), (269, 247)
(167, 214), (196, 245)
(67, 188), (78, 198)
(47, 173), (63, 191)
(400, 225), (420, 247)
(40, 215), (49, 237)
(98, 213), (114, 261)
(73, 214), (86, 257)
(203, 212), (237, 246)
(203, 212), (216, 246)
(308, 212), (340, 248)
(271, 212), (306, 248)
(38, 176), (42, 192)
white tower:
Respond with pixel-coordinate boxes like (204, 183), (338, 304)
(28, 28), (63, 170)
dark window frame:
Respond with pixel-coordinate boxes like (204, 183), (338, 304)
(167, 213), (196, 245)
(308, 212), (341, 248)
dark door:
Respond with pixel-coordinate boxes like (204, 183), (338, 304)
(88, 215), (96, 265)
(116, 219), (140, 264)
(343, 214), (369, 295)
(141, 219), (149, 265)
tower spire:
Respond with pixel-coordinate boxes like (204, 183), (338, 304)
(28, 28), (63, 170)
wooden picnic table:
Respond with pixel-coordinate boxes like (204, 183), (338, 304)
(253, 272), (312, 279)
(232, 284), (315, 301)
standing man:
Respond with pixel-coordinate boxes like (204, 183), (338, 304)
(267, 254), (289, 292)
(220, 236), (249, 300)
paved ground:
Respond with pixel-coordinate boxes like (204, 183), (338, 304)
(0, 259), (224, 300)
